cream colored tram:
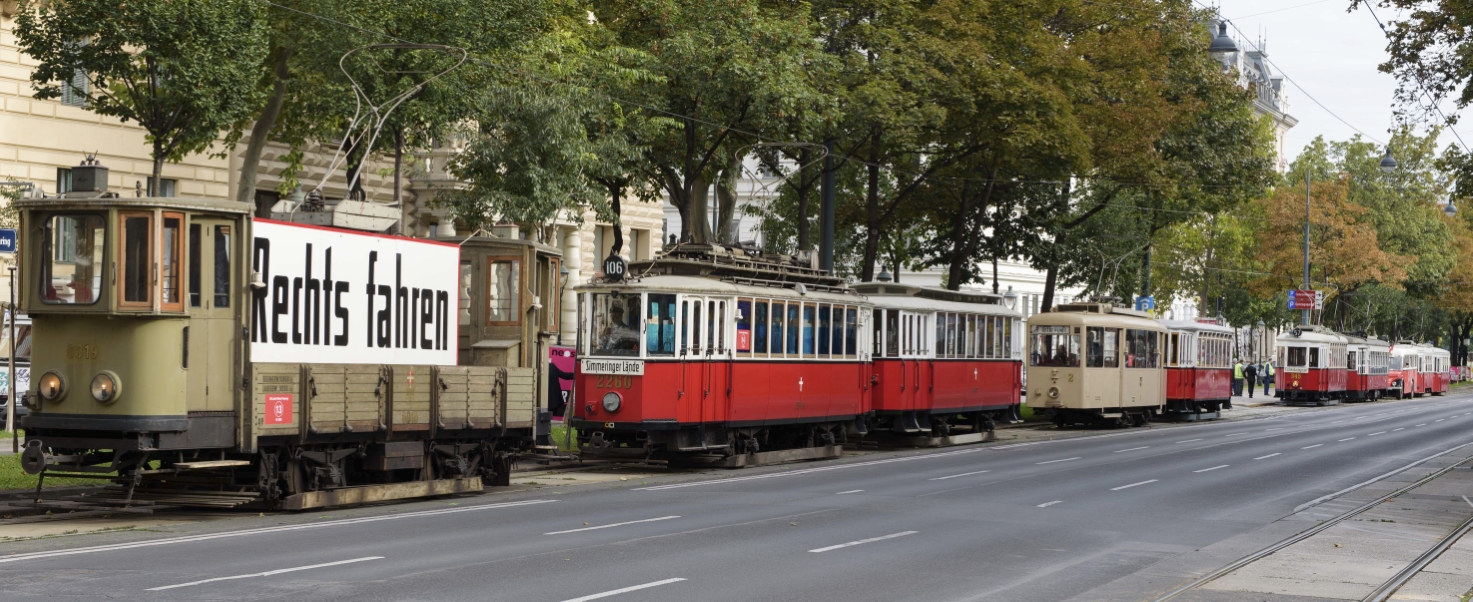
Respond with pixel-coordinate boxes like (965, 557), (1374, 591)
(1026, 302), (1167, 427)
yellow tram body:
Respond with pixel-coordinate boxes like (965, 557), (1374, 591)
(1025, 303), (1166, 427)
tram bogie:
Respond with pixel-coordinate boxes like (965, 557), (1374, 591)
(1026, 303), (1166, 428)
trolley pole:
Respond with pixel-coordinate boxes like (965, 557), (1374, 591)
(1303, 170), (1311, 327)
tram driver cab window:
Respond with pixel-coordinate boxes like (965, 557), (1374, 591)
(1030, 325), (1078, 367)
(591, 293), (641, 357)
(41, 214), (105, 305)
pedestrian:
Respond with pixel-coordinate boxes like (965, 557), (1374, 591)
(1233, 360), (1244, 397)
(1263, 360), (1274, 396)
(1244, 362), (1258, 399)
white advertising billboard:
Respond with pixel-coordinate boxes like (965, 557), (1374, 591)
(250, 220), (459, 366)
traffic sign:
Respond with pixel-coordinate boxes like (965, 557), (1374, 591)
(0, 229), (16, 254)
(1135, 296), (1155, 311)
(1288, 289), (1324, 310)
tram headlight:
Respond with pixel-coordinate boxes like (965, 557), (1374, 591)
(90, 371), (121, 404)
(601, 391), (622, 413)
(37, 371), (65, 403)
(1048, 387), (1060, 399)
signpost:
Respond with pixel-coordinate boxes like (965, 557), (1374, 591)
(1134, 296), (1155, 312)
(1287, 289), (1324, 311)
(2, 228), (17, 453)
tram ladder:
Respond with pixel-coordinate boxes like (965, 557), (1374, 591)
(1151, 446), (1473, 602)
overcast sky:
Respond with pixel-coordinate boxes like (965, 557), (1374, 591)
(1215, 0), (1466, 160)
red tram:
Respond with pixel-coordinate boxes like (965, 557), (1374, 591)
(1388, 342), (1419, 399)
(572, 249), (872, 456)
(1159, 319), (1233, 418)
(1275, 326), (1348, 405)
(852, 283), (1022, 436)
(1416, 343), (1452, 396)
(1343, 334), (1389, 402)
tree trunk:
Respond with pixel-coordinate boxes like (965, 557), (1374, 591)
(394, 129), (406, 235)
(237, 50), (291, 209)
(150, 140), (164, 197)
(1041, 266), (1058, 313)
(608, 181), (624, 256)
(716, 153), (738, 244)
(860, 141), (881, 282)
(992, 257), (1000, 294)
(945, 181), (973, 291)
(689, 174), (715, 244)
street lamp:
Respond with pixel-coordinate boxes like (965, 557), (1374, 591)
(1003, 286), (1019, 312)
(1446, 193), (1459, 218)
(1380, 147), (1399, 173)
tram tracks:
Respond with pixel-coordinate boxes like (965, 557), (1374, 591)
(1153, 442), (1473, 602)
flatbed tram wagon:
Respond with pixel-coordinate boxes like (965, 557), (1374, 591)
(17, 193), (564, 510)
(1275, 326), (1348, 405)
(1026, 303), (1166, 427)
(852, 283), (1022, 437)
(1159, 320), (1232, 418)
(572, 249), (872, 457)
(1343, 334), (1389, 402)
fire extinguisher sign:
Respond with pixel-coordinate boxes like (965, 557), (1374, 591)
(264, 393), (294, 425)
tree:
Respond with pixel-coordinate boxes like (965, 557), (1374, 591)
(16, 0), (269, 195)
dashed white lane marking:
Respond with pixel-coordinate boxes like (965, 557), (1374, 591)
(1037, 501), (1063, 508)
(1393, 428), (1404, 431)
(147, 557), (383, 591)
(836, 490), (864, 495)
(1114, 446), (1150, 453)
(1338, 438), (1356, 442)
(929, 470), (990, 481)
(1355, 416), (1369, 420)
(1177, 439), (1204, 443)
(1302, 444), (1324, 449)
(1265, 428), (1285, 431)
(1193, 465), (1230, 473)
(1331, 421), (1344, 424)
(0, 499), (556, 565)
(546, 516), (680, 535)
(1463, 496), (1473, 509)
(1417, 424), (1427, 427)
(1223, 432), (1249, 437)
(1368, 431), (1387, 436)
(1254, 453), (1281, 460)
(1036, 457), (1081, 465)
(559, 578), (687, 602)
(634, 448), (984, 490)
(1110, 480), (1159, 491)
(809, 531), (917, 553)
(1438, 419), (1446, 422)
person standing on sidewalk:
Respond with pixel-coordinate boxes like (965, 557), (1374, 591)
(1262, 359), (1274, 396)
(1243, 362), (1258, 398)
(1232, 360), (1245, 397)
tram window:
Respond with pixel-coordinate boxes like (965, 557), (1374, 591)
(692, 301), (703, 354)
(1004, 318), (1014, 358)
(1030, 326), (1078, 367)
(647, 294), (677, 356)
(962, 315), (973, 358)
(715, 301), (726, 353)
(1123, 329), (1157, 368)
(591, 293), (640, 357)
(42, 214), (105, 305)
(789, 303), (801, 354)
(832, 306), (845, 357)
(1309, 347), (1320, 368)
(980, 317), (991, 359)
(736, 300), (752, 354)
(755, 301), (769, 355)
(213, 225), (231, 308)
(680, 301), (689, 353)
(1285, 346), (1306, 368)
(818, 305), (831, 356)
(458, 261), (472, 326)
(188, 223), (202, 307)
(120, 212), (152, 307)
(802, 304), (816, 356)
(486, 259), (519, 324)
(771, 302), (784, 356)
(1348, 351), (1358, 372)
(846, 308), (858, 357)
(1086, 327), (1104, 368)
(885, 309), (899, 357)
(159, 213), (182, 309)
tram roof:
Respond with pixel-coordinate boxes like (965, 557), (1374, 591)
(16, 194), (254, 215)
(1158, 319), (1233, 335)
(1341, 332), (1390, 348)
(575, 274), (865, 304)
(1027, 303), (1165, 330)
(1275, 325), (1347, 345)
(851, 283), (1017, 316)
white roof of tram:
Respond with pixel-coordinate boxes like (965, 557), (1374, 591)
(1274, 325), (1348, 345)
(576, 274), (865, 304)
(1158, 319), (1233, 335)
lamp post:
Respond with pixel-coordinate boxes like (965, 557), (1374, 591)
(1003, 286), (1019, 312)
(1301, 147), (1397, 327)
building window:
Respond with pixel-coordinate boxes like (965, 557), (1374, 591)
(61, 68), (88, 107)
(56, 168), (72, 195)
(148, 177), (177, 198)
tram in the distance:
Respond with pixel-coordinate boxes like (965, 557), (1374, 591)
(1275, 326), (1348, 405)
(1343, 333), (1389, 402)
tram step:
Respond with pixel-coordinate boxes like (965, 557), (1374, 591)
(173, 460), (253, 470)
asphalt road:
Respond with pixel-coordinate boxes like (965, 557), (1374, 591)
(3, 395), (1473, 602)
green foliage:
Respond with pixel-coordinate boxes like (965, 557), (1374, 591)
(15, 0), (270, 188)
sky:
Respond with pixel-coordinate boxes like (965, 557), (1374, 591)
(1214, 0), (1466, 161)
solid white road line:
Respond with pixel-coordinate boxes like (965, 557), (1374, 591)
(1177, 439), (1203, 443)
(545, 516), (680, 535)
(1036, 457), (1081, 465)
(1368, 431), (1387, 436)
(809, 531), (918, 553)
(634, 448), (984, 491)
(1193, 465), (1229, 473)
(1037, 501), (1063, 508)
(1114, 446), (1150, 453)
(1338, 438), (1355, 442)
(146, 557), (383, 591)
(929, 470), (990, 481)
(1110, 480), (1158, 491)
(0, 499), (556, 565)
(836, 490), (864, 495)
(1254, 453), (1281, 460)
(1302, 444), (1324, 449)
(559, 578), (687, 602)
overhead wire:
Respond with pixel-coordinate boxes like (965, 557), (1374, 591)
(1354, 0), (1472, 152)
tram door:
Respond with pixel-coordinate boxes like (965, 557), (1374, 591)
(682, 296), (731, 425)
(898, 311), (928, 411)
(185, 217), (238, 413)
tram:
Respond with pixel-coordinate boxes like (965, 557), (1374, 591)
(853, 282), (1022, 437)
(1419, 343), (1451, 396)
(1159, 319), (1233, 418)
(16, 183), (562, 509)
(1026, 302), (1166, 427)
(571, 246), (872, 458)
(1342, 333), (1389, 402)
(1388, 342), (1419, 399)
(1275, 326), (1348, 405)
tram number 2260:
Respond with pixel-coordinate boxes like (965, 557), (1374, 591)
(595, 375), (635, 389)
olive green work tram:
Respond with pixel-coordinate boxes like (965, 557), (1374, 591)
(18, 195), (556, 454)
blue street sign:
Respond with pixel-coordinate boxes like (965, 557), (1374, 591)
(0, 229), (15, 254)
(1135, 296), (1155, 311)
(1287, 289), (1296, 309)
